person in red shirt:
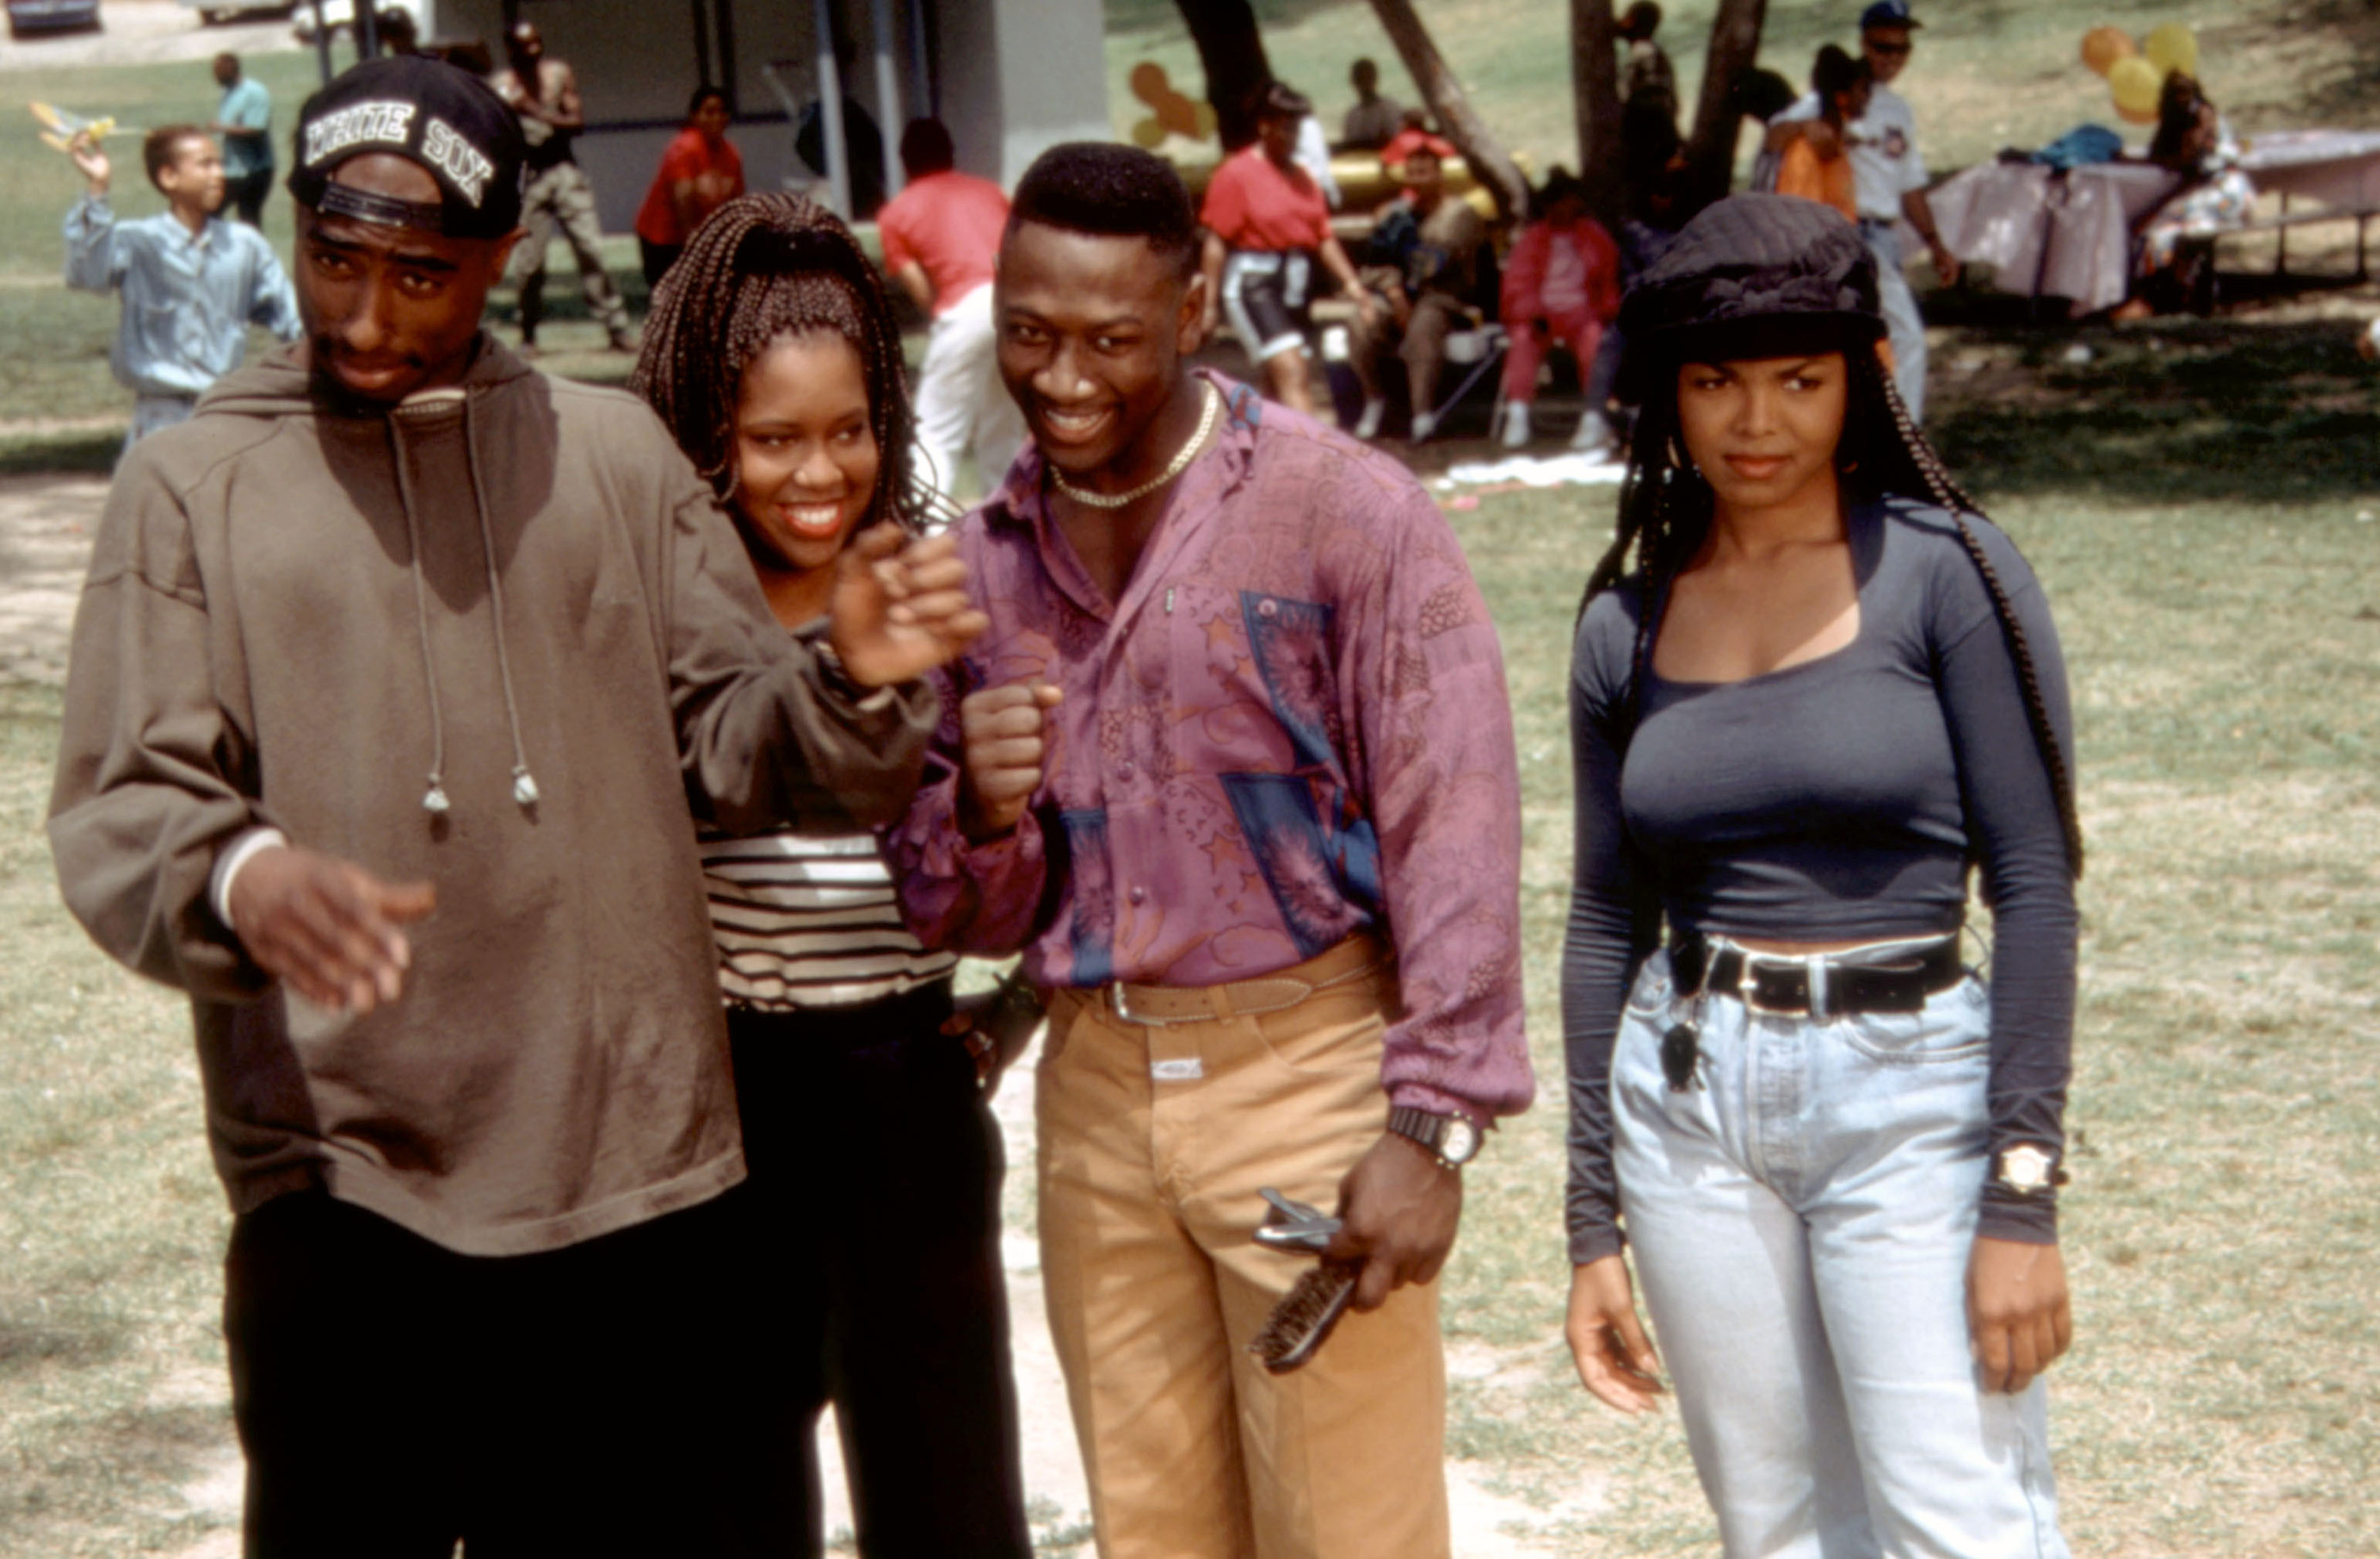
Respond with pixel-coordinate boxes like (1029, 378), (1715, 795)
(1197, 81), (1378, 415)
(634, 86), (745, 290)
(877, 117), (1026, 497)
(1498, 168), (1622, 449)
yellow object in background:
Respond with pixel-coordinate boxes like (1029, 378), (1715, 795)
(2079, 25), (2136, 79)
(2144, 22), (2198, 80)
(1127, 62), (1215, 149)
(2109, 56), (2163, 125)
(29, 102), (121, 155)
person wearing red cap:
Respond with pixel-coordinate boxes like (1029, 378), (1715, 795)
(48, 55), (983, 1557)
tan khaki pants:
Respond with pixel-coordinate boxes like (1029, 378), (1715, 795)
(1037, 939), (1451, 1559)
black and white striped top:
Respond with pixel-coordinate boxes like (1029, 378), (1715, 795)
(699, 827), (958, 1010)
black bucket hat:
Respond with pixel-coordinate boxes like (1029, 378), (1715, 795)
(1617, 193), (1885, 394)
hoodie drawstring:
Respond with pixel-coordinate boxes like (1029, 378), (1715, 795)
(459, 401), (542, 811)
(388, 424), (452, 816)
(387, 391), (542, 818)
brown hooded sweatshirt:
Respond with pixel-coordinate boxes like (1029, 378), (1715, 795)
(48, 337), (938, 1256)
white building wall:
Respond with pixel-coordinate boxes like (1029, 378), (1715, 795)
(417, 0), (1107, 232)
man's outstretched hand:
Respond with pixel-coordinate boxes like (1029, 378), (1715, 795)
(828, 524), (988, 689)
(1324, 1131), (1463, 1312)
(226, 846), (436, 1014)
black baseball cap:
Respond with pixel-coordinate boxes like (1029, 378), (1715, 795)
(1860, 1), (1922, 29)
(286, 55), (526, 238)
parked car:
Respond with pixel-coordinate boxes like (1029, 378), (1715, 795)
(6, 0), (101, 39)
(183, 2), (297, 25)
(292, 0), (418, 44)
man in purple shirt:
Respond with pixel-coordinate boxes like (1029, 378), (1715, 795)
(886, 143), (1531, 1559)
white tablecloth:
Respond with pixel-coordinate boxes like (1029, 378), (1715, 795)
(1929, 129), (2380, 315)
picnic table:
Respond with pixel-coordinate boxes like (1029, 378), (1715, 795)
(1927, 129), (2380, 314)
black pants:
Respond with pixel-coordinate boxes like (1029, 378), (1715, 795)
(225, 167), (271, 225)
(639, 236), (683, 293)
(724, 985), (1031, 1557)
(225, 1188), (799, 1557)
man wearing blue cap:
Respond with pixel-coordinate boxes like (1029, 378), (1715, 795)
(1768, 0), (1960, 421)
(48, 52), (982, 1556)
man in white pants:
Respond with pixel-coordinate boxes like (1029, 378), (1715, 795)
(1768, 0), (1960, 420)
(879, 118), (1024, 498)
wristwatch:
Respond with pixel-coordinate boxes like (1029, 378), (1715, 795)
(1387, 1106), (1482, 1170)
(1995, 1143), (2059, 1196)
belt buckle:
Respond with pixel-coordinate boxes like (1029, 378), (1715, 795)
(1737, 953), (1797, 1016)
(1107, 980), (1140, 1024)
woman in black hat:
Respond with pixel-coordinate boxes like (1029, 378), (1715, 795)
(1559, 194), (2079, 1557)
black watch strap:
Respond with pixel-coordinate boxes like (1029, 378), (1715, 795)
(1387, 1105), (1480, 1167)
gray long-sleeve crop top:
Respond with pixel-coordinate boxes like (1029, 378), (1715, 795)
(1562, 497), (2078, 1265)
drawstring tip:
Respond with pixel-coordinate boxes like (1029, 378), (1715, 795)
(512, 770), (540, 808)
(421, 782), (451, 816)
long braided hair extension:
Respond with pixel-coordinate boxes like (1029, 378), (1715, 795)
(1578, 344), (2084, 877)
(628, 191), (953, 535)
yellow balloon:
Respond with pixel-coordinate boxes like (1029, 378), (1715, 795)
(1192, 102), (1219, 140)
(2079, 25), (2135, 78)
(1130, 115), (1168, 149)
(2109, 55), (2161, 123)
(2144, 22), (2198, 79)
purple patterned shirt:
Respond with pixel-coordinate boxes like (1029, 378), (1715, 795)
(885, 375), (1533, 1122)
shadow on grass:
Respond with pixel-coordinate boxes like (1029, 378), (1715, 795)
(0, 429), (118, 476)
(1925, 315), (2380, 506)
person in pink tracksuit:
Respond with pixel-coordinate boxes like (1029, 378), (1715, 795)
(1499, 170), (1622, 450)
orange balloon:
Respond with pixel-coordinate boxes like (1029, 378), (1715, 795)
(1158, 93), (1201, 138)
(2079, 25), (2136, 79)
(1130, 61), (1169, 107)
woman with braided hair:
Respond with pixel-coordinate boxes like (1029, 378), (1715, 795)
(630, 192), (1033, 1557)
(1560, 194), (2079, 1558)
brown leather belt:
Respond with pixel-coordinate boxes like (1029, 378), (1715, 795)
(1104, 935), (1388, 1027)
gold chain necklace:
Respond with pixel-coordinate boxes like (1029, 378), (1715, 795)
(1046, 382), (1221, 511)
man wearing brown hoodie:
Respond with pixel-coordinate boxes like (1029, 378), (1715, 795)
(47, 56), (982, 1557)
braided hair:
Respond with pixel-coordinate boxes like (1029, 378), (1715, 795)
(629, 191), (950, 534)
(1579, 340), (2083, 877)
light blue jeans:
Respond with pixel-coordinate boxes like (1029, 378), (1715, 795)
(1613, 942), (2067, 1559)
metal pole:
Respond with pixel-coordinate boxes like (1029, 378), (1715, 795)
(358, 1), (378, 61)
(906, 0), (933, 118)
(869, 0), (905, 198)
(813, 0), (852, 219)
(310, 0), (334, 82)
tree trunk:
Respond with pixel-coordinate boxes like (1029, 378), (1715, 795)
(1679, 0), (1766, 213)
(1571, 0), (1622, 220)
(1365, 0), (1531, 220)
(1173, 0), (1273, 151)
